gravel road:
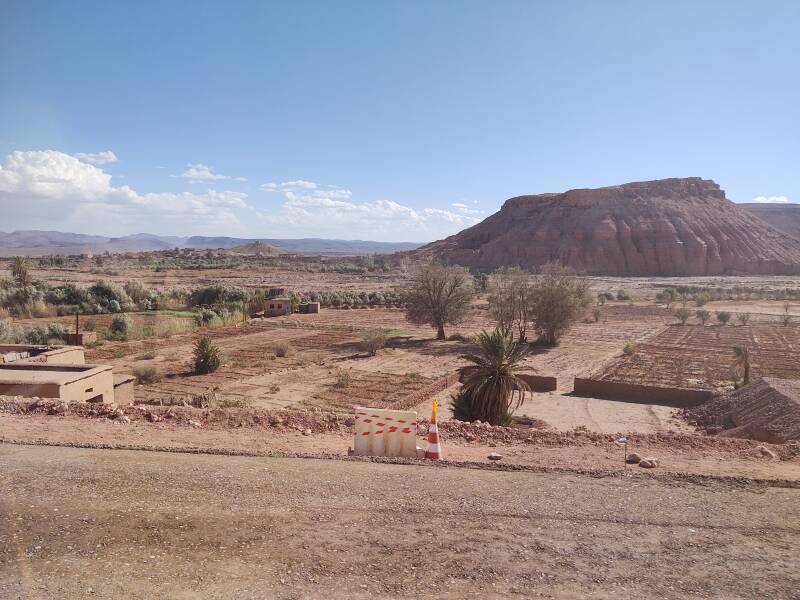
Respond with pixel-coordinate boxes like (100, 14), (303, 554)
(2, 444), (799, 599)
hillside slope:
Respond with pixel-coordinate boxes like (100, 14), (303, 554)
(418, 178), (800, 276)
(739, 203), (800, 241)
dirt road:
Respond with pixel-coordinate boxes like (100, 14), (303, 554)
(2, 445), (799, 599)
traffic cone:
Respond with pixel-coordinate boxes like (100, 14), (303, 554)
(425, 398), (442, 460)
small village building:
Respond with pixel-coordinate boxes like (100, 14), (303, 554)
(298, 302), (321, 314)
(0, 363), (115, 403)
(265, 298), (292, 317)
(0, 344), (132, 404)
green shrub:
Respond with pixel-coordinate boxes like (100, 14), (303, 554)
(695, 309), (710, 325)
(737, 312), (751, 326)
(109, 314), (133, 339)
(616, 289), (631, 301)
(715, 311), (732, 325)
(24, 325), (50, 345)
(133, 365), (163, 384)
(450, 389), (513, 426)
(193, 336), (221, 374)
(674, 307), (692, 325)
(622, 341), (637, 355)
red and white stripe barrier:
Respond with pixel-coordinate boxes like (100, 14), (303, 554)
(353, 408), (419, 458)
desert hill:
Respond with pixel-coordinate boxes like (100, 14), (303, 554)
(228, 241), (287, 256)
(0, 231), (421, 256)
(739, 203), (800, 241)
(417, 178), (800, 276)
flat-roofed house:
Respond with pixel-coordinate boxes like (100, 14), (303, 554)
(0, 363), (115, 403)
(265, 298), (292, 317)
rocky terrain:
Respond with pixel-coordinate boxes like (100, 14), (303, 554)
(739, 202), (800, 241)
(687, 377), (800, 444)
(417, 178), (800, 276)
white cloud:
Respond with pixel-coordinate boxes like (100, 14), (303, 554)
(0, 150), (251, 235)
(257, 180), (481, 242)
(451, 201), (482, 215)
(261, 179), (320, 192)
(752, 195), (790, 204)
(0, 154), (484, 241)
(73, 151), (119, 165)
(180, 163), (246, 184)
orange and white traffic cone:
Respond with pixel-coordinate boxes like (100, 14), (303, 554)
(424, 398), (442, 460)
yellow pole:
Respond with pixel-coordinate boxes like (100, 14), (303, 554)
(431, 398), (438, 423)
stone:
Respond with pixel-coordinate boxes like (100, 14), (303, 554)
(416, 178), (800, 276)
(758, 446), (777, 459)
(188, 420), (202, 428)
(488, 453), (503, 461)
(639, 458), (659, 468)
(302, 428), (312, 436)
(120, 416), (131, 424)
(145, 412), (160, 423)
(625, 452), (642, 464)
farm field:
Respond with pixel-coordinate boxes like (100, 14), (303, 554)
(596, 323), (800, 391)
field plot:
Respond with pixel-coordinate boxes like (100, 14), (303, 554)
(596, 323), (800, 391)
(302, 370), (443, 412)
(523, 304), (671, 383)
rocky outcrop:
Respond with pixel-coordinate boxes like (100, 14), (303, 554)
(739, 203), (800, 241)
(417, 178), (800, 276)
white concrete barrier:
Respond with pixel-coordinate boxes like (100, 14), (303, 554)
(353, 407), (419, 458)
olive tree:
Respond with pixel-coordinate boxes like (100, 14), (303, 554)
(404, 263), (473, 340)
(487, 267), (533, 342)
(528, 263), (591, 346)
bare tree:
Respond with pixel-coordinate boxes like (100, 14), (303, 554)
(528, 263), (591, 346)
(487, 267), (532, 341)
(404, 263), (473, 339)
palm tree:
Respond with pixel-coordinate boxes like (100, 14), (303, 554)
(10, 256), (31, 287)
(733, 346), (751, 386)
(457, 328), (530, 425)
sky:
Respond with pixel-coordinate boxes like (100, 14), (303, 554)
(0, 0), (798, 242)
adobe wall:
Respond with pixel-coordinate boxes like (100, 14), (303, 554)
(61, 368), (115, 403)
(0, 382), (61, 398)
(113, 374), (136, 406)
(573, 378), (712, 407)
(518, 374), (558, 392)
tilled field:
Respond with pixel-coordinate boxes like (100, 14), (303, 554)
(597, 323), (800, 390)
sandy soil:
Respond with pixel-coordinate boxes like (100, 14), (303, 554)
(2, 444), (799, 600)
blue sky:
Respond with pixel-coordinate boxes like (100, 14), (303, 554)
(0, 0), (797, 241)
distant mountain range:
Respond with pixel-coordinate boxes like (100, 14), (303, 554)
(0, 230), (422, 257)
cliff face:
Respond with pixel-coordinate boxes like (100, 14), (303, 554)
(419, 178), (800, 276)
(739, 203), (800, 241)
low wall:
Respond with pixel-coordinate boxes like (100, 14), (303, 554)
(114, 374), (136, 406)
(518, 374), (558, 392)
(63, 332), (97, 346)
(573, 378), (713, 407)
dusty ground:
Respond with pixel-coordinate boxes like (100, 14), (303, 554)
(2, 409), (799, 481)
(1, 444), (799, 600)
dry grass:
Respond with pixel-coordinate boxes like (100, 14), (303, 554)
(133, 365), (163, 384)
